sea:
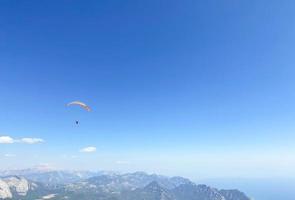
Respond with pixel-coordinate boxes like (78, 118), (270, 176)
(200, 178), (295, 200)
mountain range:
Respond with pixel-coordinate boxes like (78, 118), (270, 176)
(0, 168), (251, 200)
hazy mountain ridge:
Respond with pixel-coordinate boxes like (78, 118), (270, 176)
(0, 168), (102, 185)
(0, 169), (251, 200)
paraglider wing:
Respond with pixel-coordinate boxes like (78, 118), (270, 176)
(67, 101), (91, 111)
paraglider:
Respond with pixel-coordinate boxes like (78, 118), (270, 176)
(67, 101), (91, 111)
(67, 101), (91, 125)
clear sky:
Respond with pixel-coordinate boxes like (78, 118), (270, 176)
(0, 0), (295, 179)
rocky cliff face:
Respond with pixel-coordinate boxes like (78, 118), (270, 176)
(3, 176), (30, 196)
(0, 176), (36, 199)
(0, 179), (12, 199)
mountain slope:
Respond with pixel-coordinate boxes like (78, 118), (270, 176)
(219, 189), (250, 200)
(0, 171), (251, 200)
(172, 183), (225, 200)
(68, 171), (192, 193)
(122, 181), (175, 200)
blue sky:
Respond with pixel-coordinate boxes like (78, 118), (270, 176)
(0, 0), (295, 179)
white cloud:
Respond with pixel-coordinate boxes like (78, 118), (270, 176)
(80, 146), (96, 153)
(0, 136), (14, 144)
(0, 136), (44, 144)
(4, 154), (16, 157)
(116, 160), (130, 165)
(20, 138), (44, 144)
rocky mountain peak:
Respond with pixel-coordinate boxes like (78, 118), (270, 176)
(3, 176), (30, 196)
(0, 179), (12, 199)
(144, 181), (165, 192)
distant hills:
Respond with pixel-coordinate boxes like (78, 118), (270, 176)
(0, 168), (251, 200)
